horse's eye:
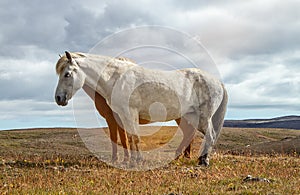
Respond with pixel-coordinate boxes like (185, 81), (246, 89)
(64, 73), (71, 78)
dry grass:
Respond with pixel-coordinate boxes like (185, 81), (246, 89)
(0, 127), (299, 194)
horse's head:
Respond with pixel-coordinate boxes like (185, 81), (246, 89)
(55, 51), (86, 106)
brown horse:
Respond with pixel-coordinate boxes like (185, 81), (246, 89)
(82, 84), (194, 162)
(81, 57), (194, 163)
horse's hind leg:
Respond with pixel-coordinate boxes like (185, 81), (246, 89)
(184, 140), (193, 158)
(198, 88), (227, 166)
(175, 117), (196, 159)
(198, 119), (216, 166)
(175, 118), (194, 158)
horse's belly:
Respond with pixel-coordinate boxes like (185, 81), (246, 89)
(139, 106), (181, 122)
(137, 98), (190, 122)
(130, 81), (195, 122)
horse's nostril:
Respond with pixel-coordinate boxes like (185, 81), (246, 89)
(56, 95), (61, 102)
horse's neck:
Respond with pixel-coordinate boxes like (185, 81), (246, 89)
(77, 55), (130, 100)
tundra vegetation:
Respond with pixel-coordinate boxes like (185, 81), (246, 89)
(0, 127), (299, 194)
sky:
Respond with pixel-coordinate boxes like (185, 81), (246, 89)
(0, 0), (299, 130)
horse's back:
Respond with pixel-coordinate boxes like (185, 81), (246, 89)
(116, 67), (224, 121)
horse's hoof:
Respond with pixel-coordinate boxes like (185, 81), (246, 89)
(175, 151), (182, 160)
(184, 153), (191, 159)
(122, 157), (129, 163)
(111, 156), (118, 164)
(198, 155), (209, 167)
(121, 160), (130, 166)
(130, 157), (136, 163)
(129, 159), (137, 168)
(121, 157), (129, 165)
(136, 155), (143, 163)
(174, 155), (180, 160)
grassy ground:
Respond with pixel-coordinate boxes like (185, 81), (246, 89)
(0, 127), (299, 194)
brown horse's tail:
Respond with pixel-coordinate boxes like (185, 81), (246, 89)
(212, 84), (228, 142)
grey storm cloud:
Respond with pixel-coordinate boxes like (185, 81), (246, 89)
(0, 0), (71, 58)
(63, 0), (158, 51)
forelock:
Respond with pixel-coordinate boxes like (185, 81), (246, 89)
(56, 56), (68, 75)
(55, 52), (86, 75)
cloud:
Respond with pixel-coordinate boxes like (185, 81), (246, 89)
(0, 51), (57, 101)
(225, 62), (300, 110)
(178, 0), (300, 59)
(0, 0), (72, 58)
(0, 100), (63, 119)
(0, 98), (75, 130)
(63, 0), (160, 52)
(0, 0), (300, 129)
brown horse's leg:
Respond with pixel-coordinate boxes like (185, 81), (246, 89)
(117, 126), (130, 162)
(82, 85), (130, 162)
(105, 116), (118, 162)
(175, 118), (195, 159)
(178, 117), (194, 158)
(127, 134), (135, 161)
(132, 134), (142, 162)
(183, 140), (193, 158)
(127, 133), (142, 163)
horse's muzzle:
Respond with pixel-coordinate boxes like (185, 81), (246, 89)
(55, 94), (68, 106)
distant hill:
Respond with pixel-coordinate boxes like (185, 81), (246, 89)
(224, 115), (300, 130)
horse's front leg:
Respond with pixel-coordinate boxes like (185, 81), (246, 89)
(105, 117), (119, 163)
(127, 133), (142, 162)
(118, 108), (142, 163)
(117, 126), (130, 163)
(113, 113), (130, 163)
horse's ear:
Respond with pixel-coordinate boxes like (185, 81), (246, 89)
(65, 51), (72, 61)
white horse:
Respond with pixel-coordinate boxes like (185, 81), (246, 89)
(55, 51), (228, 166)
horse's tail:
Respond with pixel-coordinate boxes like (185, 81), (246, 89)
(212, 84), (228, 142)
